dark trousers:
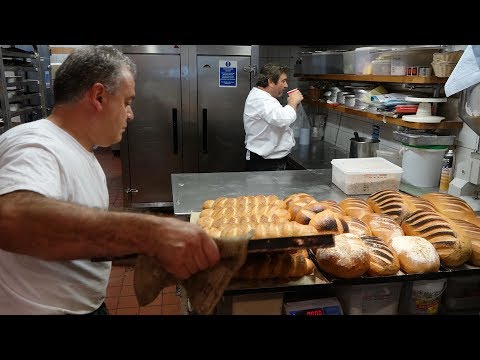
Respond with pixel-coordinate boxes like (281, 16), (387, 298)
(246, 151), (288, 171)
(86, 302), (109, 315)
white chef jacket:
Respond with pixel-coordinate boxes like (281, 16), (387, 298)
(243, 87), (297, 160)
(0, 119), (111, 314)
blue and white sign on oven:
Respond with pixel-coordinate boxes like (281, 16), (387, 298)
(219, 60), (237, 87)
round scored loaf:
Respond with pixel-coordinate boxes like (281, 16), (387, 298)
(390, 235), (440, 274)
(315, 233), (370, 279)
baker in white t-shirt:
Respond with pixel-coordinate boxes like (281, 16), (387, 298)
(0, 46), (220, 315)
(243, 63), (304, 171)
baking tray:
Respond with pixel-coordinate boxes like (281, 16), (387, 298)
(307, 249), (451, 285)
(92, 214), (335, 262)
(442, 262), (480, 276)
(393, 130), (455, 146)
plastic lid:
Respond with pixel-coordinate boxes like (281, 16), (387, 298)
(403, 144), (448, 150)
(331, 157), (403, 174)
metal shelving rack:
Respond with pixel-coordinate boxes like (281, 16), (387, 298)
(0, 45), (48, 134)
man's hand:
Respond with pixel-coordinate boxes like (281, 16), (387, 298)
(287, 90), (304, 109)
(146, 217), (221, 280)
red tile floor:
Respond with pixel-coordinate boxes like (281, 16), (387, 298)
(94, 146), (181, 315)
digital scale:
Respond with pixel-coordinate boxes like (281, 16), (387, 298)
(283, 297), (343, 315)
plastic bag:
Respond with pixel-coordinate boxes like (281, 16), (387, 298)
(291, 103), (309, 137)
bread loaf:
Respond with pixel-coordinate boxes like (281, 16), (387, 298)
(309, 209), (349, 235)
(420, 192), (476, 220)
(302, 201), (331, 214)
(315, 233), (370, 278)
(317, 200), (346, 215)
(252, 221), (318, 239)
(401, 194), (437, 213)
(447, 219), (478, 266)
(390, 235), (440, 274)
(202, 195), (287, 210)
(200, 205), (291, 221)
(367, 190), (409, 222)
(361, 213), (404, 244)
(197, 213), (289, 229)
(339, 197), (374, 219)
(288, 201), (318, 219)
(343, 216), (372, 237)
(234, 252), (314, 280)
(401, 210), (469, 267)
(284, 193), (316, 208)
(202, 199), (215, 209)
(203, 223), (255, 240)
(360, 235), (400, 276)
(289, 200), (345, 222)
(294, 209), (318, 225)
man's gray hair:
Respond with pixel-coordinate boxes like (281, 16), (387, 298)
(53, 45), (137, 105)
(256, 63), (289, 88)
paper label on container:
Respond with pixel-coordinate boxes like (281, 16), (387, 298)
(219, 60), (237, 88)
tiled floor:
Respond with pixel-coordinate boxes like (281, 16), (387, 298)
(94, 146), (181, 315)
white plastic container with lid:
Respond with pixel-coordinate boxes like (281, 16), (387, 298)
(355, 47), (378, 75)
(372, 59), (392, 75)
(343, 51), (356, 74)
(331, 157), (403, 195)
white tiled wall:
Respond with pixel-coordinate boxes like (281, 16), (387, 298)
(321, 110), (402, 151)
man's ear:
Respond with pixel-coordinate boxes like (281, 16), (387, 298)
(91, 83), (106, 111)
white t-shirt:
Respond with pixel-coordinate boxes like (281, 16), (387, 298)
(243, 87), (296, 160)
(0, 119), (111, 314)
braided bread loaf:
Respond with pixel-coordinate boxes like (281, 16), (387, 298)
(284, 193), (316, 208)
(202, 194), (287, 210)
(197, 213), (288, 229)
(234, 252), (314, 280)
(203, 221), (319, 240)
(199, 205), (290, 221)
(308, 209), (349, 235)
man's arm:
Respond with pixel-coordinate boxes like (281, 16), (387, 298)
(0, 190), (220, 280)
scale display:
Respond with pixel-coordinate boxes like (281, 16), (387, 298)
(284, 298), (343, 315)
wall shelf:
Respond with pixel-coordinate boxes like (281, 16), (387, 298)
(297, 74), (447, 84)
(305, 100), (463, 130)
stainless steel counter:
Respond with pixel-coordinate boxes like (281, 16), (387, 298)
(172, 169), (347, 216)
(288, 138), (348, 170)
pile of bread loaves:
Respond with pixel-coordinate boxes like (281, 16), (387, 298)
(198, 191), (480, 280)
